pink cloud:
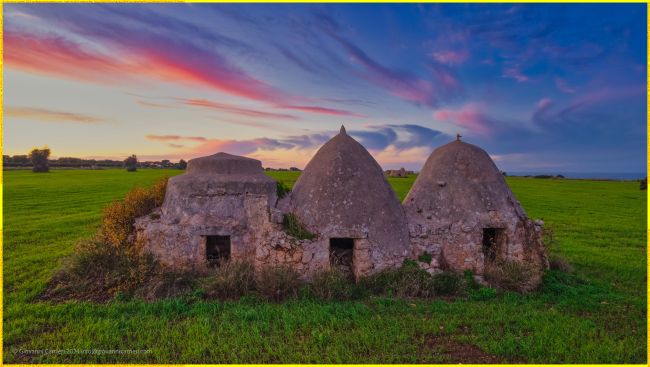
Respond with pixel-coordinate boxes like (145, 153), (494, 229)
(276, 104), (365, 117)
(6, 106), (106, 124)
(4, 30), (128, 84)
(433, 104), (492, 136)
(146, 135), (207, 142)
(7, 29), (364, 120)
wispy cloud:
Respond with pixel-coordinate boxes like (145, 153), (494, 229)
(324, 29), (462, 108)
(275, 104), (364, 117)
(146, 124), (447, 158)
(434, 104), (495, 136)
(146, 135), (207, 142)
(182, 99), (298, 120)
(6, 106), (106, 124)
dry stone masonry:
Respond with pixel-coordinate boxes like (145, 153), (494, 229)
(136, 126), (548, 286)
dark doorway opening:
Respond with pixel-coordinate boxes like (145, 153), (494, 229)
(330, 238), (354, 278)
(482, 228), (504, 263)
(206, 235), (230, 266)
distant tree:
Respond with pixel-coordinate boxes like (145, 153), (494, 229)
(501, 171), (507, 176)
(29, 147), (51, 173)
(124, 154), (138, 172)
(178, 159), (187, 170)
(640, 178), (647, 191)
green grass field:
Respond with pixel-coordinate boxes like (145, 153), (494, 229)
(3, 169), (647, 363)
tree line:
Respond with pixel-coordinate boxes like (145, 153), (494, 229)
(3, 147), (187, 173)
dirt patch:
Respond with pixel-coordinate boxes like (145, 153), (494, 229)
(421, 334), (513, 363)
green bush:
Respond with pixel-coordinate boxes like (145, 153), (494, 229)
(276, 181), (290, 199)
(282, 213), (315, 240)
(417, 251), (433, 264)
(432, 271), (462, 296)
(201, 260), (256, 300)
(255, 265), (303, 302)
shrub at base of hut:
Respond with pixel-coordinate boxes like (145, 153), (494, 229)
(483, 260), (536, 292)
(282, 213), (315, 240)
(201, 261), (256, 300)
(41, 238), (159, 302)
(309, 269), (364, 301)
(99, 177), (167, 254)
(136, 270), (198, 301)
(432, 271), (463, 296)
(255, 265), (303, 302)
(360, 261), (463, 298)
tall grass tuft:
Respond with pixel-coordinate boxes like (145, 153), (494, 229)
(282, 213), (315, 240)
(483, 260), (536, 292)
(255, 265), (303, 302)
(309, 269), (363, 301)
(201, 260), (256, 300)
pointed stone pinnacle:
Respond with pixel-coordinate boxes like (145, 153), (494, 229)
(340, 125), (347, 134)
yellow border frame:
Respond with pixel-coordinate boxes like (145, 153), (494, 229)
(0, 1), (647, 366)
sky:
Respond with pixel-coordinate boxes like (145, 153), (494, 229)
(3, 3), (647, 172)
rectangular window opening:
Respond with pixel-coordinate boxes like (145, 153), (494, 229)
(329, 238), (354, 278)
(206, 235), (230, 267)
(482, 228), (505, 263)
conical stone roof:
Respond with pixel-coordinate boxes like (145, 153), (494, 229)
(404, 139), (526, 222)
(289, 126), (410, 255)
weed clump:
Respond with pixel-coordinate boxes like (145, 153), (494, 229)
(309, 269), (363, 301)
(483, 260), (536, 292)
(432, 271), (462, 295)
(417, 251), (433, 264)
(282, 213), (315, 240)
(256, 265), (303, 302)
(201, 261), (256, 300)
(41, 238), (159, 302)
(360, 260), (463, 298)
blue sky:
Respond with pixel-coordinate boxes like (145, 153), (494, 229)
(4, 3), (647, 172)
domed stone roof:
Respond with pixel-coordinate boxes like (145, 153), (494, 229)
(289, 126), (409, 255)
(404, 139), (525, 223)
(162, 152), (277, 221)
(187, 152), (264, 175)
